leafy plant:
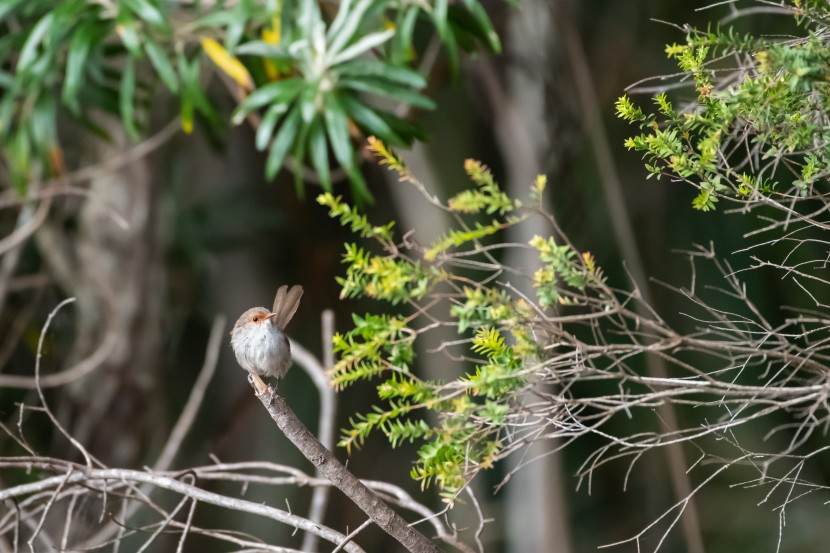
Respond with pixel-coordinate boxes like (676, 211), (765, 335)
(0, 0), (510, 199)
(322, 139), (606, 501)
(615, 1), (830, 213)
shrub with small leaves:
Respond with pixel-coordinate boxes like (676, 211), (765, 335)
(324, 138), (608, 501)
(616, 1), (830, 214)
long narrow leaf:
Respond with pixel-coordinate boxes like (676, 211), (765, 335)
(17, 12), (54, 70)
(325, 0), (354, 43)
(235, 40), (293, 60)
(340, 94), (405, 146)
(323, 94), (354, 170)
(266, 107), (302, 179)
(308, 116), (332, 191)
(145, 40), (179, 93)
(339, 78), (435, 110)
(329, 29), (394, 66)
(124, 0), (166, 28)
(232, 77), (304, 124)
(327, 0), (373, 59)
(31, 94), (57, 152)
(337, 59), (426, 89)
(119, 56), (139, 141)
(391, 5), (419, 64)
(201, 37), (254, 91)
(299, 85), (317, 123)
(62, 22), (95, 113)
(467, 1), (501, 53)
(432, 0), (449, 39)
(291, 116), (312, 197)
(256, 103), (287, 151)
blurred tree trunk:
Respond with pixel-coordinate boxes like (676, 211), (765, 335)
(37, 113), (165, 467)
(488, 1), (575, 551)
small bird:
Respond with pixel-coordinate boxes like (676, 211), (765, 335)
(230, 285), (304, 380)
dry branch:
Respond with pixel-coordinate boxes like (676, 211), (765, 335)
(249, 373), (442, 553)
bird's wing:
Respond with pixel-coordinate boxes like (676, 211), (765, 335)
(272, 284), (304, 330)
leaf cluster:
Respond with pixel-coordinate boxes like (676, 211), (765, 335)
(324, 140), (610, 500)
(0, 0), (215, 191)
(616, 2), (830, 211)
(1, 0), (508, 198)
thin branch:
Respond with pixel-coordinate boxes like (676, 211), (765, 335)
(154, 315), (227, 472)
(297, 309), (338, 552)
(0, 466), (366, 553)
(249, 374), (442, 553)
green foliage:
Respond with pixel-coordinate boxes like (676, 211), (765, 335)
(529, 236), (605, 307)
(0, 0), (200, 190)
(448, 160), (521, 215)
(216, 0), (511, 201)
(1, 0), (508, 198)
(616, 1), (830, 211)
(317, 192), (395, 241)
(325, 139), (608, 501)
(319, 192), (442, 304)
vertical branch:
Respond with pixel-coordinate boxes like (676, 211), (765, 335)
(297, 309), (338, 552)
(153, 315), (227, 472)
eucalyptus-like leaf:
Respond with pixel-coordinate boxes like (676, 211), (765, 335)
(123, 0), (166, 29)
(235, 40), (293, 60)
(390, 5), (419, 64)
(189, 10), (237, 29)
(466, 1), (502, 53)
(337, 59), (426, 89)
(341, 94), (405, 146)
(308, 116), (332, 191)
(327, 0), (374, 60)
(266, 106), (302, 179)
(119, 55), (139, 141)
(63, 20), (97, 113)
(329, 29), (395, 66)
(338, 77), (435, 110)
(145, 40), (179, 93)
(31, 94), (57, 152)
(432, 0), (449, 39)
(232, 77), (304, 124)
(17, 12), (54, 71)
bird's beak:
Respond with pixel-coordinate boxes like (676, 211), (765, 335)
(265, 312), (278, 323)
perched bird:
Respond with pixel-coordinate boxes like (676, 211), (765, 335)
(230, 285), (304, 380)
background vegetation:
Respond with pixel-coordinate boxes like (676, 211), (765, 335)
(2, 1), (828, 552)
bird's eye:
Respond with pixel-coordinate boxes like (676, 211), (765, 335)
(252, 316), (259, 322)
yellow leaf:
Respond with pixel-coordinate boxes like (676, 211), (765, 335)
(262, 15), (281, 80)
(201, 37), (254, 91)
(263, 13), (281, 44)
